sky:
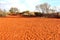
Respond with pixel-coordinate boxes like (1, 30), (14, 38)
(0, 0), (60, 12)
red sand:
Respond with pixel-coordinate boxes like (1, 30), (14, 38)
(0, 17), (60, 40)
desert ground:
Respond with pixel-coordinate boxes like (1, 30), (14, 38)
(0, 16), (60, 40)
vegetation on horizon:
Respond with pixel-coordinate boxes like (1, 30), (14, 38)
(0, 3), (60, 18)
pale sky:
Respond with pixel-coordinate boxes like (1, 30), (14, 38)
(0, 0), (60, 12)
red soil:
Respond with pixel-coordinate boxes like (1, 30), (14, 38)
(0, 16), (60, 40)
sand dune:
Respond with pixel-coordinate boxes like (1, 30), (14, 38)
(0, 17), (60, 40)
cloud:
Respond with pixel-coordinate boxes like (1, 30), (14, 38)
(0, 0), (19, 9)
(24, 0), (40, 11)
(0, 1), (7, 4)
(0, 0), (40, 11)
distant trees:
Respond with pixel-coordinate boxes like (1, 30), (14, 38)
(35, 3), (60, 18)
(22, 10), (32, 16)
(21, 10), (35, 17)
(3, 9), (8, 16)
(9, 7), (19, 15)
(0, 3), (60, 18)
(0, 9), (7, 17)
(0, 9), (3, 16)
(36, 3), (50, 13)
(34, 12), (42, 17)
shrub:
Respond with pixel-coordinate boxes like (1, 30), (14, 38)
(34, 12), (43, 17)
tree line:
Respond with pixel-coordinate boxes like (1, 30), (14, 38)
(0, 3), (60, 18)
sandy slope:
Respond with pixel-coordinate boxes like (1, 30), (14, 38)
(0, 17), (60, 40)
